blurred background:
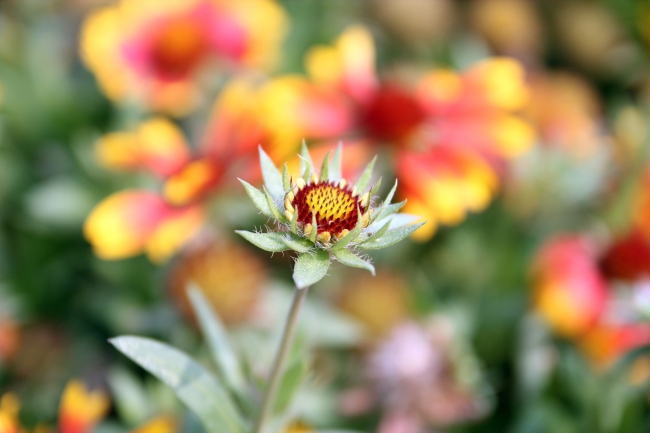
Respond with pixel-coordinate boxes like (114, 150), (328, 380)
(2, 0), (650, 432)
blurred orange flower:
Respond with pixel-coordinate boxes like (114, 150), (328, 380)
(0, 382), (178, 433)
(169, 236), (266, 325)
(525, 72), (604, 158)
(253, 26), (535, 240)
(531, 235), (609, 339)
(532, 233), (650, 368)
(80, 0), (288, 115)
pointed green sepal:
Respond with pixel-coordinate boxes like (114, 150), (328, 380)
(369, 177), (382, 197)
(263, 186), (286, 223)
(309, 212), (318, 243)
(293, 249), (330, 288)
(331, 248), (375, 275)
(238, 179), (273, 219)
(370, 180), (399, 224)
(374, 200), (407, 224)
(331, 226), (361, 250)
(258, 146), (284, 202)
(302, 159), (312, 184)
(361, 218), (392, 244)
(300, 140), (313, 177)
(320, 150), (332, 182)
(282, 163), (291, 192)
(354, 155), (377, 193)
(358, 221), (427, 250)
(235, 231), (292, 252)
(329, 142), (343, 181)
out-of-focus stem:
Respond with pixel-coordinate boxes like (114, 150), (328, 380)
(253, 285), (309, 433)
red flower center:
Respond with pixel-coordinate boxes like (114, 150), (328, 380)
(286, 179), (369, 241)
(360, 85), (427, 144)
(150, 18), (209, 80)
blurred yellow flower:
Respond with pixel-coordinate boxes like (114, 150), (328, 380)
(337, 271), (410, 338)
(58, 380), (110, 433)
(80, 0), (288, 115)
(84, 190), (205, 262)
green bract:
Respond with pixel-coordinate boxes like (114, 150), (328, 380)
(236, 142), (426, 288)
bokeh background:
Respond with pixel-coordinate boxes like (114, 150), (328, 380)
(2, 0), (650, 432)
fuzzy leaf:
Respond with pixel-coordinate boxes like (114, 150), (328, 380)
(236, 231), (292, 252)
(282, 233), (314, 253)
(361, 218), (392, 244)
(187, 286), (246, 394)
(300, 140), (313, 178)
(259, 146), (284, 202)
(332, 248), (375, 275)
(293, 250), (330, 288)
(354, 156), (377, 193)
(370, 180), (398, 224)
(329, 142), (343, 181)
(375, 200), (407, 223)
(264, 186), (287, 223)
(239, 179), (273, 219)
(358, 222), (426, 250)
(320, 150), (332, 181)
(110, 336), (244, 433)
(282, 163), (290, 192)
(369, 177), (382, 197)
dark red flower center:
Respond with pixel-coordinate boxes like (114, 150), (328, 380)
(286, 180), (369, 240)
(360, 85), (427, 144)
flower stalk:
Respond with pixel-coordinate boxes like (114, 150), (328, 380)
(253, 285), (310, 433)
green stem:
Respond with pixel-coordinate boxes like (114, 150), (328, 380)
(253, 285), (309, 433)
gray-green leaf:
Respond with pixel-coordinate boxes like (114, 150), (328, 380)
(239, 179), (273, 219)
(236, 231), (292, 252)
(282, 233), (314, 253)
(361, 218), (392, 244)
(358, 222), (426, 250)
(187, 286), (246, 394)
(293, 249), (330, 288)
(331, 248), (375, 275)
(258, 146), (284, 202)
(110, 336), (245, 433)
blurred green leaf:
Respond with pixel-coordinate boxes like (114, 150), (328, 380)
(273, 357), (308, 414)
(110, 336), (245, 433)
(188, 286), (247, 394)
